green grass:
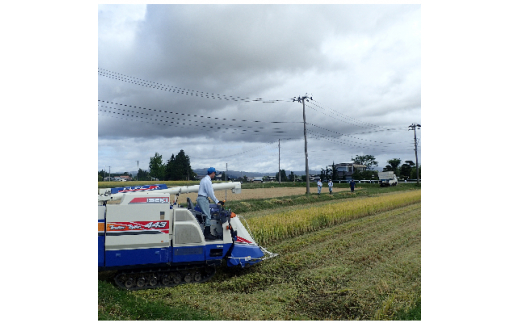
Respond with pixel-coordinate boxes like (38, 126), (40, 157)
(98, 280), (215, 320)
(394, 298), (421, 320)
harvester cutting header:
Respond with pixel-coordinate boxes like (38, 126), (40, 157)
(98, 181), (277, 290)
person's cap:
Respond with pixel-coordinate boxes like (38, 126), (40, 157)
(207, 167), (216, 174)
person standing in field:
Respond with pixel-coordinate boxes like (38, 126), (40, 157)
(197, 167), (224, 240)
(350, 180), (355, 192)
(317, 179), (323, 195)
(328, 179), (333, 194)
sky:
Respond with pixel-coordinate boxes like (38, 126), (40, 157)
(98, 4), (421, 175)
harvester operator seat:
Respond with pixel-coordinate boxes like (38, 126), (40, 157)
(186, 197), (194, 210)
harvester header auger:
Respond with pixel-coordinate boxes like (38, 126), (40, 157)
(98, 182), (241, 203)
(98, 181), (277, 290)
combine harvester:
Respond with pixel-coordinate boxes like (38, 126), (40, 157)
(98, 182), (277, 290)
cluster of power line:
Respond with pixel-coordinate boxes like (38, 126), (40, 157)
(99, 68), (420, 171)
(98, 100), (300, 125)
(99, 68), (291, 104)
(98, 99), (302, 137)
(307, 123), (409, 145)
(306, 129), (414, 154)
(306, 99), (383, 130)
(99, 108), (293, 137)
(99, 69), (412, 143)
(99, 100), (414, 150)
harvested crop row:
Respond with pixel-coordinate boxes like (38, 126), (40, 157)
(245, 190), (421, 245)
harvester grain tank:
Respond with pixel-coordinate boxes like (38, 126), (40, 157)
(98, 182), (277, 290)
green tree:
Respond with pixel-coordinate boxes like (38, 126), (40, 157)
(164, 154), (177, 181)
(331, 162), (339, 180)
(399, 160), (415, 179)
(163, 150), (196, 181)
(352, 155), (379, 170)
(137, 168), (150, 181)
(149, 152), (165, 180)
(174, 150), (195, 181)
(321, 166), (332, 180)
(410, 165), (421, 181)
(276, 169), (288, 182)
(384, 158), (402, 177)
(352, 170), (378, 181)
(98, 169), (108, 181)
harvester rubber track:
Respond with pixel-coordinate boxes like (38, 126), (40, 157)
(114, 264), (217, 291)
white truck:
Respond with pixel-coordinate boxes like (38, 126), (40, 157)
(378, 171), (398, 187)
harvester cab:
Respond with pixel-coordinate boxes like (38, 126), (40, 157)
(98, 182), (277, 290)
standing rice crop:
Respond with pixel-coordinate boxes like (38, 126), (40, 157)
(246, 190), (421, 245)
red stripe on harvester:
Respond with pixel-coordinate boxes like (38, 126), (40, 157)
(236, 236), (252, 244)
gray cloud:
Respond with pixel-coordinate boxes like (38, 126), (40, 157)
(98, 4), (421, 174)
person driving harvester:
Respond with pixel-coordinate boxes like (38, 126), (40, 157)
(197, 167), (224, 240)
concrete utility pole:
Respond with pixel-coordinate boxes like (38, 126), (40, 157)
(408, 124), (421, 183)
(225, 163), (228, 200)
(278, 139), (281, 184)
(294, 95), (313, 194)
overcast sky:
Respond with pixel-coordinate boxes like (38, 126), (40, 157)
(98, 4), (421, 174)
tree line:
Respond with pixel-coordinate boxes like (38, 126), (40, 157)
(98, 152), (420, 182)
(348, 155), (420, 181)
(98, 149), (197, 182)
(148, 150), (197, 181)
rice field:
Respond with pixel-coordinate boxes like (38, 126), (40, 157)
(99, 190), (421, 320)
(244, 190), (421, 245)
(98, 187), (421, 320)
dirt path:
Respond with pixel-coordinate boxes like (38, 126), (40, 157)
(172, 186), (358, 204)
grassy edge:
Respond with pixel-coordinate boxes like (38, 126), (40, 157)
(393, 298), (421, 320)
(98, 280), (215, 320)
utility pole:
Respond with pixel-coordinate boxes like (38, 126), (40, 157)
(408, 124), (421, 184)
(293, 94), (313, 194)
(278, 139), (281, 184)
(225, 163), (228, 200)
(137, 160), (139, 181)
(109, 166), (111, 182)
